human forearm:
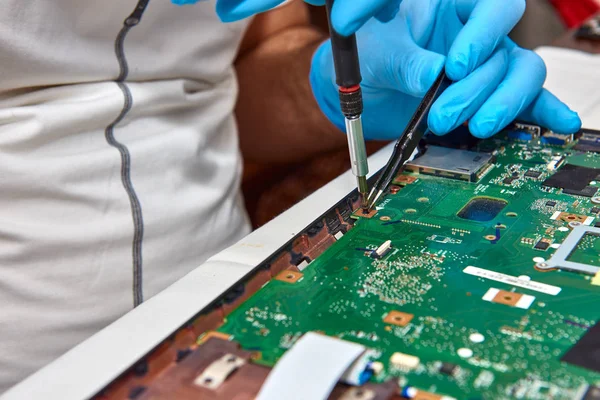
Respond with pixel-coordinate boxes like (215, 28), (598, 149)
(235, 10), (346, 164)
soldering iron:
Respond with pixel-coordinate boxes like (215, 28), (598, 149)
(324, 0), (370, 211)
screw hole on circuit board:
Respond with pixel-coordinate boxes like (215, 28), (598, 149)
(568, 221), (582, 229)
(534, 262), (557, 272)
(405, 208), (417, 214)
(204, 377), (213, 384)
(380, 216), (391, 221)
(417, 197), (429, 203)
(506, 212), (518, 217)
(286, 274), (294, 279)
(389, 185), (401, 194)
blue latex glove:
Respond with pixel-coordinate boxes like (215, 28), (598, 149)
(171, 0), (400, 35)
(311, 0), (582, 140)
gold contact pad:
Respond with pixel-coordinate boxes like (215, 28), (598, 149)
(353, 209), (378, 219)
(275, 270), (303, 283)
(557, 212), (587, 223)
(492, 290), (523, 307)
(383, 311), (414, 327)
(198, 331), (231, 345)
(393, 174), (417, 186)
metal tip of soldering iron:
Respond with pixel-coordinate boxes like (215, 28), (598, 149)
(357, 176), (369, 213)
(360, 196), (369, 214)
(367, 190), (384, 211)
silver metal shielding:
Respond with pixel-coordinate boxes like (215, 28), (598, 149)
(406, 146), (494, 182)
(537, 225), (600, 275)
(345, 116), (369, 178)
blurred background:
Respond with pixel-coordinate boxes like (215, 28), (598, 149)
(512, 0), (566, 48)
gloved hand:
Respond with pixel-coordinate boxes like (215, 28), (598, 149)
(310, 0), (582, 140)
(171, 0), (401, 35)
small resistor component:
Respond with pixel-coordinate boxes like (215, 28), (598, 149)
(369, 361), (384, 375)
(371, 240), (392, 259)
(390, 352), (420, 370)
(546, 155), (565, 171)
(521, 237), (535, 245)
(439, 362), (460, 377)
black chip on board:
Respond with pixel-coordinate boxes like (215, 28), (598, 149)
(574, 141), (600, 153)
(546, 201), (557, 207)
(574, 129), (600, 153)
(591, 207), (600, 215)
(525, 170), (542, 179)
(534, 241), (550, 251)
(543, 164), (600, 192)
(582, 385), (600, 400)
(439, 362), (459, 376)
(561, 321), (600, 373)
(563, 186), (599, 198)
(503, 177), (516, 185)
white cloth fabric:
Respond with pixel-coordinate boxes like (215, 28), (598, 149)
(0, 0), (251, 392)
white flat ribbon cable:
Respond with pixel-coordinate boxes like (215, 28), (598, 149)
(256, 332), (373, 400)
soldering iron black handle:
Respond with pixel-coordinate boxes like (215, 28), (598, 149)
(325, 0), (362, 88)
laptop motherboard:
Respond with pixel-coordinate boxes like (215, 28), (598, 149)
(97, 124), (600, 400)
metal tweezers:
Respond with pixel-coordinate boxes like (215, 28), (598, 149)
(366, 70), (452, 210)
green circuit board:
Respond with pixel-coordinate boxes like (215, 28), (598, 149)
(218, 127), (600, 399)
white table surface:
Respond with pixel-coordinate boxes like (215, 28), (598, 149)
(4, 46), (600, 400)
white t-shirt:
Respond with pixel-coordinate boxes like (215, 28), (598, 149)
(0, 0), (251, 391)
